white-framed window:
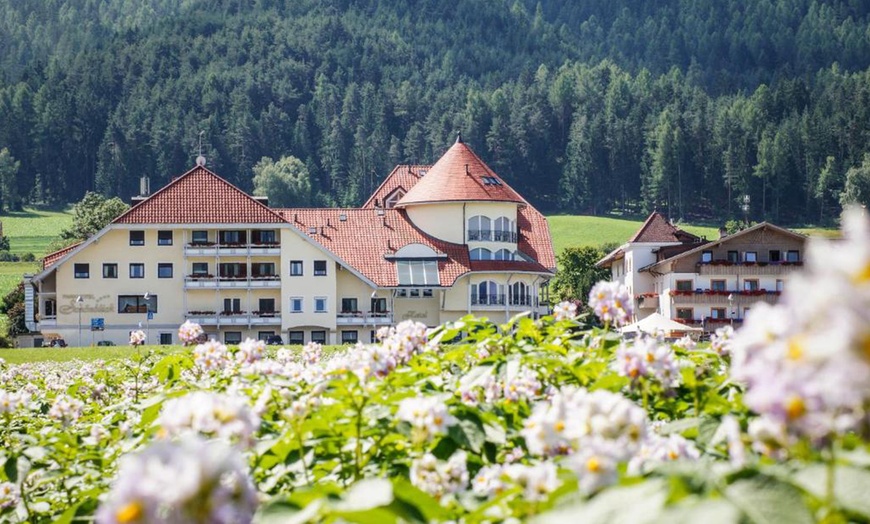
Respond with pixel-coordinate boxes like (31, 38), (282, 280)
(744, 251), (757, 262)
(493, 217), (515, 242)
(467, 215), (492, 241)
(474, 281), (504, 305)
(130, 263), (145, 279)
(494, 249), (513, 261)
(314, 297), (327, 313)
(510, 281), (530, 305)
(470, 248), (492, 260)
(396, 260), (439, 286)
(290, 297), (303, 313)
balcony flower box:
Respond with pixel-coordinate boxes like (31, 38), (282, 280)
(252, 311), (279, 317)
(188, 310), (216, 316)
(251, 242), (280, 247)
(220, 310), (247, 316)
(189, 241), (216, 247)
(188, 274), (215, 280)
(251, 275), (280, 280)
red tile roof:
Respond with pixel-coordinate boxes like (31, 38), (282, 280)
(629, 212), (701, 243)
(469, 260), (551, 273)
(363, 165), (429, 208)
(42, 242), (82, 270)
(113, 165), (285, 224)
(396, 138), (525, 207)
(278, 208), (472, 287)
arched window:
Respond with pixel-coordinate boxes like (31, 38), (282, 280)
(475, 281), (503, 305)
(384, 188), (405, 208)
(470, 248), (492, 260)
(493, 217), (515, 242)
(467, 216), (491, 241)
(511, 282), (530, 305)
(494, 249), (513, 261)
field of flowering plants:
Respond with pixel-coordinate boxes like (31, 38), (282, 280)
(2, 211), (870, 523)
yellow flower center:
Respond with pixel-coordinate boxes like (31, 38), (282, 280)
(433, 416), (443, 426)
(668, 450), (678, 460)
(853, 263), (870, 284)
(586, 456), (601, 473)
(116, 501), (143, 523)
(786, 337), (804, 360)
(645, 352), (655, 362)
(785, 396), (806, 420)
(554, 420), (565, 433)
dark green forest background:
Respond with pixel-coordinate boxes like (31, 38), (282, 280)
(1, 0), (870, 224)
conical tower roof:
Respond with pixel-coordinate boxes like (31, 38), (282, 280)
(395, 136), (525, 207)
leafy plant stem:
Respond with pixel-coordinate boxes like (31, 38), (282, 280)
(295, 426), (311, 486)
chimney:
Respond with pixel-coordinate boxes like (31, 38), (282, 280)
(139, 176), (151, 197)
(718, 227), (728, 239)
(326, 218), (331, 228)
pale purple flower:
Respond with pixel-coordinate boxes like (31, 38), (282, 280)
(0, 482), (19, 509)
(505, 461), (561, 501)
(193, 340), (230, 372)
(49, 394), (84, 426)
(236, 338), (265, 364)
(397, 396), (457, 441)
(613, 336), (680, 388)
(410, 451), (468, 501)
(588, 281), (633, 327)
(129, 330), (146, 346)
(177, 320), (204, 346)
(553, 301), (578, 321)
(158, 392), (259, 447)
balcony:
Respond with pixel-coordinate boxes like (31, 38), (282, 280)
(636, 294), (659, 309)
(697, 261), (802, 276)
(184, 275), (281, 289)
(471, 294), (506, 306)
(670, 290), (781, 306)
(336, 311), (393, 325)
(185, 311), (281, 326)
(467, 230), (517, 243)
(184, 242), (281, 257)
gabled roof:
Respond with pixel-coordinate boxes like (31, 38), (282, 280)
(363, 165), (429, 208)
(395, 137), (525, 207)
(42, 242), (82, 270)
(277, 208), (473, 287)
(629, 212), (701, 243)
(641, 221), (807, 273)
(113, 165), (286, 224)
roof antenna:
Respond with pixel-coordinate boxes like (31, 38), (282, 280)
(196, 131), (206, 166)
(455, 131), (463, 144)
(465, 164), (470, 176)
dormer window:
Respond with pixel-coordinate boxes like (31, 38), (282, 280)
(481, 176), (502, 186)
(384, 188), (405, 209)
(396, 260), (439, 286)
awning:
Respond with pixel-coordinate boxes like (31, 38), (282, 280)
(620, 312), (702, 335)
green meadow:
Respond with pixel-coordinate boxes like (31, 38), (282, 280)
(0, 207), (73, 256)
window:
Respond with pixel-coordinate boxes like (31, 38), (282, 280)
(744, 251), (757, 263)
(192, 263), (209, 276)
(676, 308), (693, 320)
(769, 250), (781, 262)
(467, 216), (492, 241)
(511, 282), (530, 305)
(371, 298), (387, 313)
(129, 263), (145, 279)
(129, 231), (145, 246)
(223, 298), (242, 314)
(219, 230), (245, 245)
(74, 263), (90, 279)
(776, 279), (784, 292)
(494, 249), (513, 261)
(786, 250), (800, 262)
(701, 251), (712, 263)
(422, 289), (433, 297)
(676, 280), (693, 291)
(493, 217), (515, 242)
(410, 289), (420, 298)
(159, 333), (173, 345)
(258, 331), (276, 342)
(158, 263), (173, 279)
(711, 279), (726, 291)
(290, 297), (303, 313)
(727, 251), (739, 263)
(252, 262), (276, 278)
(102, 263), (117, 279)
(225, 332), (242, 345)
(341, 331), (358, 344)
(258, 298), (276, 314)
(288, 331), (304, 345)
(192, 230), (209, 244)
(711, 307), (727, 319)
(341, 298), (358, 313)
(744, 279), (759, 291)
(481, 175), (502, 186)
(470, 248), (492, 261)
(219, 263), (246, 278)
(118, 295), (157, 314)
(314, 297), (327, 313)
(313, 260), (327, 276)
(158, 231), (173, 246)
(474, 281), (504, 305)
(252, 230), (276, 244)
(311, 331), (326, 344)
(396, 260), (439, 286)
(290, 260), (303, 276)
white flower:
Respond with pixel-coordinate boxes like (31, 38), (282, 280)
(177, 320), (204, 346)
(96, 437), (257, 524)
(553, 301), (578, 321)
(301, 342), (322, 365)
(193, 340), (230, 372)
(565, 443), (619, 495)
(613, 336), (680, 388)
(0, 482), (19, 509)
(397, 396), (457, 441)
(505, 462), (560, 501)
(472, 465), (507, 497)
(236, 338), (265, 364)
(0, 389), (23, 414)
(158, 392), (259, 447)
(627, 433), (700, 475)
(588, 281), (633, 327)
(49, 394), (84, 426)
(129, 330), (146, 346)
(410, 451), (468, 501)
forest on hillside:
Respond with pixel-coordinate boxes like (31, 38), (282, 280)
(0, 0), (869, 224)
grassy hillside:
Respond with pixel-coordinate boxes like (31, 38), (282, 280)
(546, 215), (839, 255)
(1, 207), (73, 256)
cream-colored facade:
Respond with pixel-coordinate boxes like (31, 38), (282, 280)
(25, 144), (555, 347)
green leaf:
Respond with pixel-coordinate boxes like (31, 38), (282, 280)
(531, 479), (668, 524)
(3, 456), (16, 483)
(792, 465), (870, 518)
(391, 478), (452, 522)
(659, 499), (740, 524)
(725, 475), (813, 524)
(449, 417), (486, 454)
